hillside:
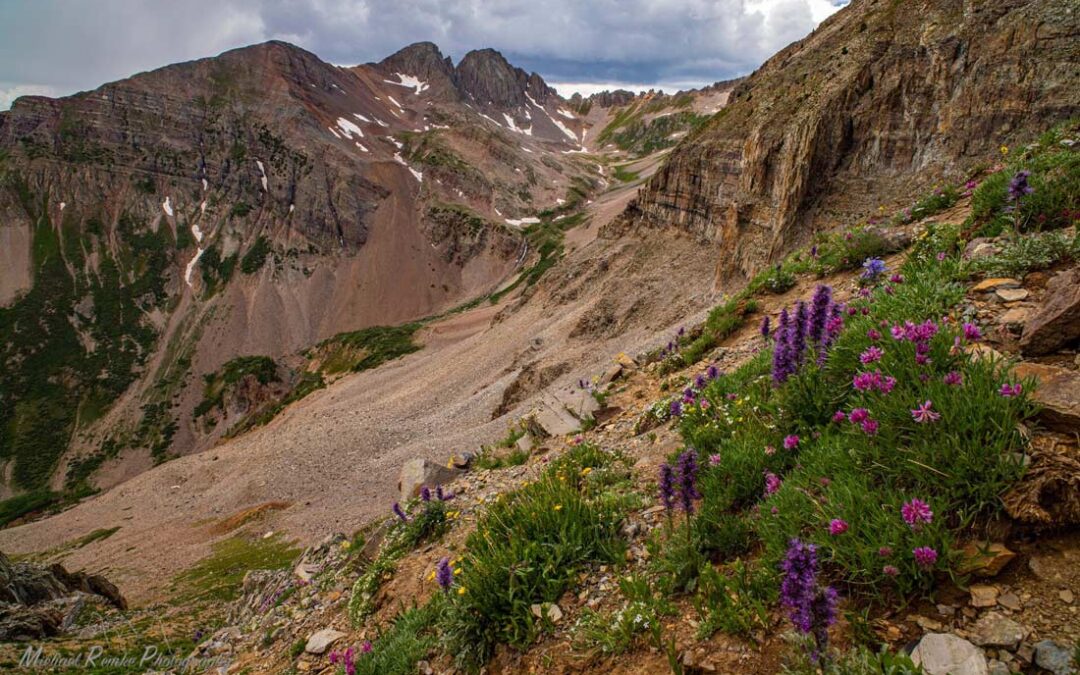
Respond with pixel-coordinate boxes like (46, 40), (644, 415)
(0, 39), (723, 505)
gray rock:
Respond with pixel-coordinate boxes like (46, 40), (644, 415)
(969, 612), (1027, 650)
(397, 458), (459, 501)
(305, 627), (345, 654)
(911, 633), (989, 675)
(995, 288), (1029, 302)
(987, 660), (1010, 675)
(1034, 640), (1077, 675)
(515, 432), (535, 453)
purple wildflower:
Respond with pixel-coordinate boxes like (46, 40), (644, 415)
(831, 410), (847, 423)
(791, 301), (809, 366)
(878, 546), (893, 557)
(783, 435), (800, 450)
(828, 519), (849, 536)
(913, 546), (938, 570)
(760, 315), (771, 342)
(911, 400), (941, 423)
(764, 471), (782, 496)
(676, 450), (701, 514)
(859, 346), (884, 364)
(420, 485), (432, 502)
(694, 374), (707, 389)
(848, 408), (869, 424)
(1007, 170), (1033, 202)
(943, 371), (963, 386)
(708, 453), (722, 466)
(962, 322), (982, 341)
(706, 364), (720, 379)
(435, 557), (453, 592)
(808, 285), (833, 346)
(901, 499), (933, 528)
(392, 502), (408, 522)
(772, 308), (796, 384)
(780, 539), (819, 633)
(658, 463), (676, 512)
(999, 383), (1022, 397)
(361, 641), (372, 654)
(861, 418), (880, 436)
(670, 399), (683, 417)
(436, 485), (455, 501)
(867, 328), (882, 341)
(861, 257), (887, 280)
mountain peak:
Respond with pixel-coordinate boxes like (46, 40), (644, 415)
(455, 48), (552, 109)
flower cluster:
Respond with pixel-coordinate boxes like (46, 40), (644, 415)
(659, 450), (701, 516)
(772, 286), (844, 383)
(861, 257), (887, 281)
(901, 499), (933, 529)
(435, 557), (454, 591)
(852, 370), (896, 394)
(1007, 170), (1034, 202)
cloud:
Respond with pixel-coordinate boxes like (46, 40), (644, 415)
(0, 0), (849, 109)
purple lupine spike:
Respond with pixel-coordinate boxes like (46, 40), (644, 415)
(392, 502), (408, 522)
(760, 316), (771, 342)
(791, 301), (809, 367)
(435, 557), (453, 591)
(694, 374), (707, 389)
(772, 308), (795, 384)
(420, 485), (431, 502)
(676, 450), (700, 514)
(780, 539), (818, 632)
(808, 285), (833, 346)
(706, 364), (719, 379)
(658, 463), (676, 512)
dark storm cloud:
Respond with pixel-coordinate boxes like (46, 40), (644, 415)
(0, 0), (848, 108)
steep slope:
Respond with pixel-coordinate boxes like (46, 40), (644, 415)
(624, 0), (1080, 284)
(0, 40), (602, 499)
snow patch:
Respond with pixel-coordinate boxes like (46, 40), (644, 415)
(336, 117), (365, 139)
(328, 126), (342, 139)
(557, 108), (575, 119)
(372, 116), (389, 128)
(201, 178), (208, 192)
(353, 112), (371, 123)
(200, 201), (206, 214)
(191, 223), (204, 243)
(184, 248), (205, 287)
(502, 113), (533, 136)
(289, 204), (295, 213)
(162, 197), (174, 217)
(556, 198), (566, 204)
(384, 73), (429, 94)
(59, 202), (66, 211)
(256, 159), (268, 191)
(387, 95), (403, 109)
(355, 142), (369, 152)
(408, 166), (423, 183)
(504, 217), (541, 228)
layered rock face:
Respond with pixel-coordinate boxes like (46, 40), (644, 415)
(625, 0), (1080, 284)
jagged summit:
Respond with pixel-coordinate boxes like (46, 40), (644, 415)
(455, 47), (553, 108)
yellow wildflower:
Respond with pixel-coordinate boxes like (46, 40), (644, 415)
(1000, 145), (1009, 156)
(554, 504), (563, 511)
(458, 586), (467, 595)
(427, 570), (436, 581)
(454, 568), (462, 575)
(580, 467), (593, 476)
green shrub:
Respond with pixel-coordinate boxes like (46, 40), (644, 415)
(441, 445), (625, 669)
(969, 229), (1080, 278)
(0, 490), (59, 527)
(240, 236), (272, 274)
(352, 602), (440, 675)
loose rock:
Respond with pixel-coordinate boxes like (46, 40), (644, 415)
(911, 633), (989, 675)
(969, 612), (1027, 650)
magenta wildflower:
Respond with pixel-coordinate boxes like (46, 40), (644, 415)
(878, 546), (893, 557)
(901, 499), (933, 528)
(361, 640), (372, 654)
(962, 322), (982, 341)
(867, 328), (882, 341)
(911, 400), (941, 423)
(943, 371), (963, 386)
(936, 251), (947, 262)
(708, 453), (722, 466)
(783, 435), (800, 450)
(861, 418), (879, 436)
(848, 408), (869, 424)
(859, 346), (884, 364)
(999, 383), (1023, 397)
(882, 565), (900, 577)
(764, 471), (782, 496)
(828, 519), (849, 536)
(831, 410), (847, 423)
(889, 273), (905, 284)
(913, 546), (938, 570)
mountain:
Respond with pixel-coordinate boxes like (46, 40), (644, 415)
(623, 0), (1080, 284)
(0, 40), (615, 499)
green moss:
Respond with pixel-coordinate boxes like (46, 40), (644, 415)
(171, 534), (300, 603)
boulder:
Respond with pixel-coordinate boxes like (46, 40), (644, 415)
(305, 627), (345, 654)
(598, 364), (623, 386)
(1020, 268), (1080, 355)
(1011, 362), (1080, 431)
(515, 432), (535, 453)
(911, 633), (989, 675)
(397, 459), (459, 501)
(994, 288), (1028, 302)
(969, 585), (999, 608)
(1034, 640), (1077, 675)
(969, 612), (1027, 650)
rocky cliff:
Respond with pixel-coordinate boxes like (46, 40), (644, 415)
(624, 0), (1080, 283)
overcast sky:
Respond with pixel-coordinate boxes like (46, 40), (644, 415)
(0, 0), (849, 110)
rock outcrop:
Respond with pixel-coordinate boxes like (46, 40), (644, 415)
(1019, 268), (1080, 356)
(0, 551), (126, 640)
(622, 0), (1080, 285)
